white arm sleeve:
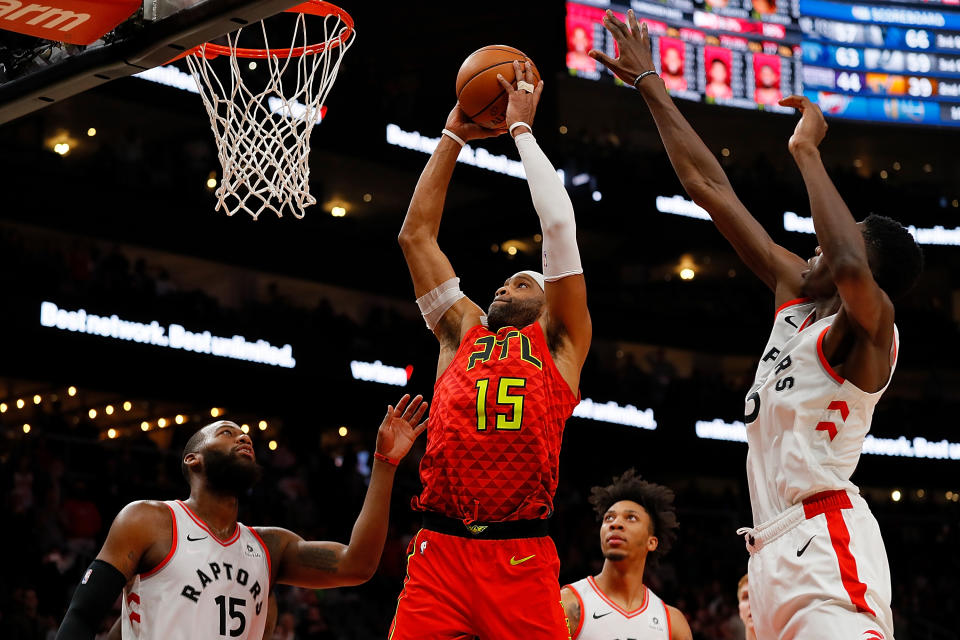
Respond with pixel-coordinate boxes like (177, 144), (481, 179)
(514, 131), (584, 282)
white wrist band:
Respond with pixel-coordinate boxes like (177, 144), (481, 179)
(509, 121), (532, 136)
(441, 128), (465, 147)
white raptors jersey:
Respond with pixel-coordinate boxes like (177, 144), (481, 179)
(566, 576), (670, 639)
(745, 299), (899, 524)
(121, 500), (270, 640)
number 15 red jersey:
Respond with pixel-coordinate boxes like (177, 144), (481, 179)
(413, 322), (580, 523)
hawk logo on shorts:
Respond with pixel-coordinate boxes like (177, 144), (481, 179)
(464, 523), (488, 535)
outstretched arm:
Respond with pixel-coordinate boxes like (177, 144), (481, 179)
(497, 62), (592, 388)
(398, 107), (498, 355)
(781, 95), (894, 389)
(258, 395), (428, 589)
(591, 10), (805, 299)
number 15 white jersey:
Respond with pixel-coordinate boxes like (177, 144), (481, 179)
(121, 500), (270, 640)
(744, 299), (899, 525)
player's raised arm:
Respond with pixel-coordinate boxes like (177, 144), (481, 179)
(398, 107), (501, 355)
(256, 395), (428, 589)
(497, 61), (592, 382)
(591, 10), (806, 297)
(780, 95), (894, 345)
(56, 501), (170, 640)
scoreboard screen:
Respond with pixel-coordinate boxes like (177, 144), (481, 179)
(566, 0), (804, 112)
(566, 0), (960, 126)
(800, 0), (960, 126)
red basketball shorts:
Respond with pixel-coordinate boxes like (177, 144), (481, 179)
(388, 528), (570, 640)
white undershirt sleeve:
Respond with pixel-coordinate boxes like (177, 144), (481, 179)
(514, 131), (584, 282)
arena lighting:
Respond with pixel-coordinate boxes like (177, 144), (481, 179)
(33, 394), (41, 404)
(241, 424), (250, 434)
(87, 128), (96, 137)
(123, 401), (132, 411)
(350, 360), (411, 387)
(141, 421), (150, 431)
(268, 440), (278, 451)
(696, 418), (960, 461)
(39, 301), (296, 368)
(338, 426), (348, 437)
(0, 403), (6, 413)
(157, 418), (168, 428)
(107, 428), (117, 439)
(210, 408), (221, 418)
(105, 405), (114, 415)
(175, 414), (185, 424)
(23, 424), (30, 434)
(331, 206), (346, 217)
(16, 398), (24, 409)
(572, 398), (657, 430)
(892, 490), (902, 502)
(88, 408), (97, 419)
(68, 386), (77, 396)
(386, 124), (566, 184)
(258, 420), (267, 430)
(655, 195), (711, 221)
(784, 211), (960, 247)
(679, 268), (695, 280)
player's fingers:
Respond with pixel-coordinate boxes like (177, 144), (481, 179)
(588, 49), (617, 69)
(394, 394), (411, 416)
(413, 418), (429, 437)
(412, 401), (428, 425)
(513, 59), (524, 85)
(628, 9), (641, 36)
(496, 73), (514, 93)
(779, 95), (804, 109)
(401, 394), (423, 420)
(641, 21), (650, 42)
(524, 58), (535, 83)
(534, 81), (544, 102)
(604, 10), (629, 39)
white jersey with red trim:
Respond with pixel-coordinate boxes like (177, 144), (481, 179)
(121, 500), (270, 640)
(745, 298), (899, 525)
(565, 576), (670, 640)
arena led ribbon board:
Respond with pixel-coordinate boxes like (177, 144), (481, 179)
(566, 0), (960, 126)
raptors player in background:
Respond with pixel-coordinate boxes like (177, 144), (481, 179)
(55, 395), (429, 640)
(591, 10), (922, 638)
(392, 60), (591, 639)
(562, 470), (691, 640)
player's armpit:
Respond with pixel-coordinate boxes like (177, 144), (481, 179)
(543, 275), (591, 390)
(560, 586), (582, 639)
(666, 605), (693, 640)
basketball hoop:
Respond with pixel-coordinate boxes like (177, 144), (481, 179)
(181, 1), (355, 219)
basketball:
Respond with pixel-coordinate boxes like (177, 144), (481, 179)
(456, 45), (540, 129)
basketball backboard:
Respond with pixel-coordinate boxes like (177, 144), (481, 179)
(0, 0), (303, 124)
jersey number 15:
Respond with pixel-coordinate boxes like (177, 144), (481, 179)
(475, 377), (526, 431)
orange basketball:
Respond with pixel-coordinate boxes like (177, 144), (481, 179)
(456, 45), (540, 129)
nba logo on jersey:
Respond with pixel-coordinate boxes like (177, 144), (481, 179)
(244, 543), (262, 559)
(81, 569), (92, 585)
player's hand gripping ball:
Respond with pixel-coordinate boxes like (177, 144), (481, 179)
(456, 45), (541, 129)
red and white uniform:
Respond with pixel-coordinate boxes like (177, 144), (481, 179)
(565, 576), (670, 640)
(741, 299), (897, 639)
(121, 500), (271, 640)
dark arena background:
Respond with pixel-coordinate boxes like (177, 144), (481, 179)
(1, 1), (959, 639)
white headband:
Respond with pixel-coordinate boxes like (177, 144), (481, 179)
(514, 270), (545, 291)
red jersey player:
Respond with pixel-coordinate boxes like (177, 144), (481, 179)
(392, 60), (592, 640)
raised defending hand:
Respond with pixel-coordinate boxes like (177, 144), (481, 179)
(445, 103), (506, 142)
(496, 59), (544, 135)
(589, 10), (655, 87)
(375, 394), (429, 464)
(779, 95), (828, 154)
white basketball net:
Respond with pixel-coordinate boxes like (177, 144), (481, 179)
(185, 8), (354, 219)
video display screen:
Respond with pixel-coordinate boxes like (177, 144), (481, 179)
(566, 0), (804, 112)
(566, 0), (960, 126)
